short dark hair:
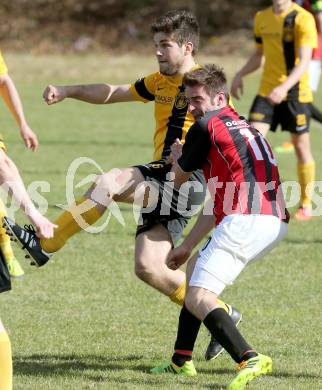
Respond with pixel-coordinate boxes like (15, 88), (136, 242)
(183, 64), (229, 100)
(151, 10), (200, 55)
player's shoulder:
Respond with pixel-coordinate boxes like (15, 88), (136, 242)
(142, 71), (169, 89)
(140, 71), (162, 83)
(255, 6), (273, 21)
(294, 2), (316, 20)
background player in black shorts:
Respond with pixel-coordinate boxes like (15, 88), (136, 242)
(231, 0), (318, 221)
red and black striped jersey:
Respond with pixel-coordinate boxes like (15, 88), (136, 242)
(178, 105), (289, 225)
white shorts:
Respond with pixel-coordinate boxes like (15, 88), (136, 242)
(309, 59), (321, 92)
(189, 214), (288, 295)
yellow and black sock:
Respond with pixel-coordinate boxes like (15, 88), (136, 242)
(40, 196), (102, 253)
(0, 329), (12, 390)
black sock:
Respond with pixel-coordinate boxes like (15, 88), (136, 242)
(172, 352), (192, 367)
(203, 308), (257, 363)
(171, 305), (201, 366)
(309, 103), (322, 124)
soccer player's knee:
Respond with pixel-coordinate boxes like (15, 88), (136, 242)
(134, 258), (155, 282)
(95, 169), (129, 200)
(93, 172), (118, 202)
(184, 289), (197, 314)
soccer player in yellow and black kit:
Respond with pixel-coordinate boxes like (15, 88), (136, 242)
(231, 0), (318, 221)
(4, 10), (242, 361)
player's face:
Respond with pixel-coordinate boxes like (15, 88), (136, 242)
(185, 85), (215, 118)
(153, 32), (186, 75)
(272, 0), (292, 12)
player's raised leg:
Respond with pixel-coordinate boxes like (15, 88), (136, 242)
(4, 166), (147, 266)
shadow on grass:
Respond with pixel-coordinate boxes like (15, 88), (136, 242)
(271, 370), (321, 380)
(14, 353), (230, 388)
(285, 238), (322, 245)
(15, 353), (146, 375)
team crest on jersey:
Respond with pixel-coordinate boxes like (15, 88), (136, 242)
(175, 92), (188, 109)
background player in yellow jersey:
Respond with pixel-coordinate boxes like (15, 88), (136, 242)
(5, 10), (242, 361)
(231, 0), (318, 221)
(0, 51), (56, 278)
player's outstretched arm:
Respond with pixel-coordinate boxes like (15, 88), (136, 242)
(0, 151), (57, 238)
(43, 83), (137, 105)
(230, 47), (263, 100)
(0, 74), (39, 151)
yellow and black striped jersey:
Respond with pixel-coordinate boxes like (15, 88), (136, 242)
(254, 2), (317, 102)
(0, 51), (8, 76)
(130, 71), (195, 161)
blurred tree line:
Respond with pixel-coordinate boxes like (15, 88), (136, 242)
(0, 0), (272, 52)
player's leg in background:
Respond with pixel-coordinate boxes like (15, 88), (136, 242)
(250, 121), (270, 137)
(0, 319), (12, 390)
(292, 132), (315, 220)
(135, 224), (185, 297)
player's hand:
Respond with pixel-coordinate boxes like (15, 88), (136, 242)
(166, 243), (192, 270)
(168, 138), (183, 165)
(20, 123), (39, 151)
(43, 85), (67, 105)
(267, 85), (287, 105)
(230, 73), (243, 100)
(28, 211), (57, 239)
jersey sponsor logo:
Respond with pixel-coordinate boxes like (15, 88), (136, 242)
(174, 92), (188, 109)
(224, 119), (249, 131)
(155, 94), (173, 104)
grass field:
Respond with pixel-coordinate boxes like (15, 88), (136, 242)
(1, 53), (322, 390)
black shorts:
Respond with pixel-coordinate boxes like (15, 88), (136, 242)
(0, 248), (11, 294)
(135, 159), (206, 244)
(249, 95), (311, 134)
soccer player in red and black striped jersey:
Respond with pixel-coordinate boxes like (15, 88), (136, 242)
(151, 65), (289, 389)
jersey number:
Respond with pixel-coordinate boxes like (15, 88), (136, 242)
(240, 128), (277, 166)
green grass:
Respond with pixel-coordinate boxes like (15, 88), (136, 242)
(1, 53), (322, 390)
